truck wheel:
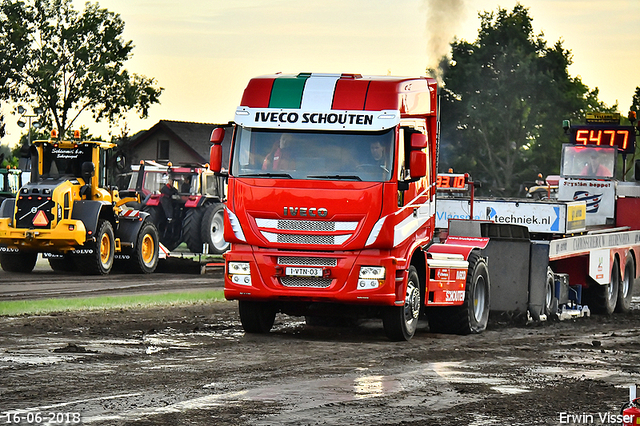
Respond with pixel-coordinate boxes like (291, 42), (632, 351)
(127, 221), (159, 274)
(589, 258), (619, 315)
(48, 255), (76, 272)
(142, 205), (180, 251)
(201, 203), (229, 254)
(544, 267), (558, 319)
(383, 266), (421, 341)
(77, 220), (115, 275)
(238, 301), (276, 333)
(427, 251), (490, 335)
(615, 257), (634, 313)
(183, 207), (205, 253)
(0, 252), (37, 273)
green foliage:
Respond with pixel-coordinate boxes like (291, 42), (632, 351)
(0, 0), (163, 136)
(435, 3), (611, 196)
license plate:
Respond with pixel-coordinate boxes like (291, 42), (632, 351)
(285, 267), (322, 277)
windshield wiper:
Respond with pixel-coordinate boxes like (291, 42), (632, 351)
(239, 172), (293, 179)
(307, 174), (362, 181)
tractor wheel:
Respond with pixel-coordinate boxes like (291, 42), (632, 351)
(238, 301), (276, 334)
(588, 258), (619, 315)
(48, 255), (77, 272)
(615, 257), (634, 313)
(201, 203), (229, 254)
(427, 251), (490, 335)
(382, 266), (422, 341)
(0, 251), (38, 273)
(126, 221), (159, 274)
(142, 205), (181, 251)
(77, 219), (115, 275)
(183, 207), (205, 253)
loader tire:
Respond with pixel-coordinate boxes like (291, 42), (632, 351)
(0, 251), (37, 273)
(76, 219), (115, 275)
(183, 207), (205, 253)
(126, 221), (159, 274)
(427, 251), (490, 335)
(201, 203), (229, 254)
(48, 255), (77, 272)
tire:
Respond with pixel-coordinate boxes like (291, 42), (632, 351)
(48, 255), (77, 272)
(238, 301), (276, 334)
(544, 267), (558, 319)
(126, 221), (159, 274)
(183, 207), (205, 253)
(76, 219), (115, 275)
(201, 203), (229, 254)
(588, 258), (619, 315)
(0, 251), (38, 273)
(142, 205), (181, 251)
(615, 257), (634, 313)
(383, 265), (422, 341)
(427, 251), (490, 335)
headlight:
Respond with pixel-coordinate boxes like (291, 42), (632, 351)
(228, 262), (250, 274)
(359, 266), (385, 279)
(228, 261), (252, 286)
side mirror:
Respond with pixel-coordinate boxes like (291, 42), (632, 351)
(210, 128), (225, 173)
(409, 151), (427, 179)
(410, 133), (427, 149)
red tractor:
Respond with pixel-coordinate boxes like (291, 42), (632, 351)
(123, 162), (228, 254)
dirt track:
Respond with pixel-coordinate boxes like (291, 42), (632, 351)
(2, 292), (640, 425)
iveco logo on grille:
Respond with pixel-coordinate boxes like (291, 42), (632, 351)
(283, 207), (328, 217)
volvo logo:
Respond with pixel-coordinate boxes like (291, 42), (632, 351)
(283, 207), (328, 217)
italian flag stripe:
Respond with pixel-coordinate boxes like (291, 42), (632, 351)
(268, 73), (311, 108)
(300, 74), (341, 110)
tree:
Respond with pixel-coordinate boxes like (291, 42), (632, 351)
(435, 3), (610, 196)
(0, 0), (163, 138)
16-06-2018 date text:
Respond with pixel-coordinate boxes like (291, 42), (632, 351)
(1, 411), (81, 424)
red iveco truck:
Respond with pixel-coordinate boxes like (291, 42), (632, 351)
(209, 72), (496, 341)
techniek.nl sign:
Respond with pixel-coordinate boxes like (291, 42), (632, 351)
(435, 199), (584, 234)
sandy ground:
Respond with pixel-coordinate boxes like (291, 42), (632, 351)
(2, 295), (640, 426)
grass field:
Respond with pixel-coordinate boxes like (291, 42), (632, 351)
(0, 290), (226, 316)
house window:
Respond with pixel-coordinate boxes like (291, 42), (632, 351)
(157, 140), (170, 161)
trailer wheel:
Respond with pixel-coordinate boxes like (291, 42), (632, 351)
(615, 257), (634, 313)
(77, 219), (115, 275)
(126, 221), (159, 274)
(544, 267), (558, 319)
(589, 258), (619, 315)
(428, 251), (490, 335)
(238, 301), (276, 334)
(383, 266), (421, 341)
(201, 203), (229, 254)
(0, 251), (37, 273)
(183, 207), (205, 253)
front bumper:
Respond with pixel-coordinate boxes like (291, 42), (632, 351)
(223, 245), (405, 307)
(0, 218), (88, 251)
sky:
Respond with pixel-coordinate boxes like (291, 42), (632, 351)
(5, 0), (640, 144)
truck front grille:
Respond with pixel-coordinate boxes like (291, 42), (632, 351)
(255, 218), (357, 232)
(280, 277), (332, 288)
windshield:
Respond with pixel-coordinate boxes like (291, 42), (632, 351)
(231, 128), (395, 182)
(40, 143), (93, 179)
(561, 145), (616, 179)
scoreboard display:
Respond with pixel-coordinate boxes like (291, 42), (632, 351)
(436, 174), (467, 191)
(570, 125), (636, 155)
